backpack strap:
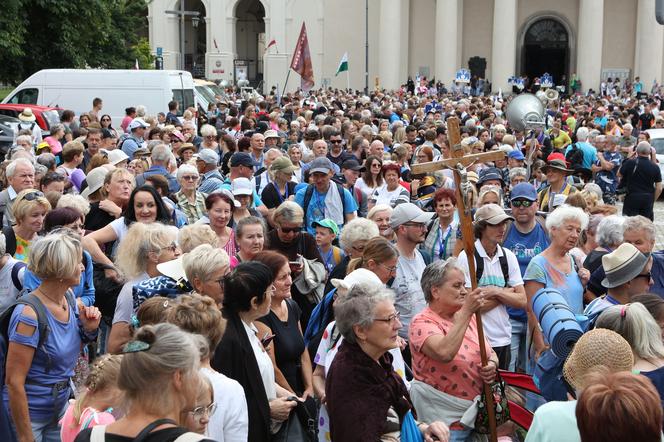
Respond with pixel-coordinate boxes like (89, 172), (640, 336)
(7, 293), (53, 372)
(10, 262), (26, 292)
(3, 227), (16, 257)
(90, 424), (107, 442)
(336, 183), (347, 216)
(302, 185), (315, 217)
(474, 249), (485, 282)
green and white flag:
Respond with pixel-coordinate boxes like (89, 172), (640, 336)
(335, 52), (348, 76)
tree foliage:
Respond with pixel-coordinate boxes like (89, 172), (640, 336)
(0, 0), (149, 84)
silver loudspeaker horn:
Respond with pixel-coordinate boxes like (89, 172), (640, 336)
(545, 88), (559, 101)
(505, 93), (546, 132)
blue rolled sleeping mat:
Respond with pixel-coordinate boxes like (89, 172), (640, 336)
(531, 287), (584, 359)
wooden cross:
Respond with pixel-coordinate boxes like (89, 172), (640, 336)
(412, 117), (505, 442)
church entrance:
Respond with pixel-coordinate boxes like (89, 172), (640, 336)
(521, 18), (569, 88)
(234, 0), (265, 87)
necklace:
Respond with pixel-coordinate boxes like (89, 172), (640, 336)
(35, 289), (67, 312)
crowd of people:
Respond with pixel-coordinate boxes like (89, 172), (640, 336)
(0, 81), (663, 442)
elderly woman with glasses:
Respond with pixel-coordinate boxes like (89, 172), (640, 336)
(7, 189), (52, 262)
(182, 244), (230, 307)
(175, 164), (206, 225)
(266, 202), (323, 324)
(408, 259), (498, 441)
(326, 283), (449, 442)
(212, 262), (298, 442)
(524, 205), (590, 362)
(199, 124), (219, 152)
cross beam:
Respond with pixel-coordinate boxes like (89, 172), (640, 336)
(411, 150), (506, 175)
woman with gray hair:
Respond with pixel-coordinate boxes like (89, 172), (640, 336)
(524, 205), (590, 360)
(4, 230), (101, 442)
(75, 323), (215, 441)
(174, 163), (206, 225)
(326, 283), (449, 442)
(595, 302), (664, 409)
(582, 214), (624, 273)
(408, 258), (497, 440)
(183, 244), (230, 306)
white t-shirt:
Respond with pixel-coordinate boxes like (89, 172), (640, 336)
(457, 240), (524, 347)
(241, 319), (276, 400)
(0, 256), (24, 312)
(370, 184), (410, 207)
(111, 273), (149, 324)
(109, 217), (130, 247)
(200, 367), (249, 442)
(354, 177), (379, 198)
(391, 250), (427, 339)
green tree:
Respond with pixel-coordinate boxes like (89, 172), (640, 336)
(133, 38), (155, 70)
(0, 0), (149, 84)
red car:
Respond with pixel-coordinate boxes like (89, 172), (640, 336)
(0, 104), (61, 132)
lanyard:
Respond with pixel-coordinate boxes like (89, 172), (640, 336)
(437, 224), (453, 259)
(604, 295), (621, 305)
(275, 182), (289, 203)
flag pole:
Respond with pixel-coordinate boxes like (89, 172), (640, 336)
(280, 69), (291, 107)
(346, 69), (350, 92)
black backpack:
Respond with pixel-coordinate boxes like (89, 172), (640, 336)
(565, 143), (585, 171)
(475, 245), (510, 287)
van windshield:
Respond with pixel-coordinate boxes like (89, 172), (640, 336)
(172, 89), (195, 116)
(195, 86), (216, 104)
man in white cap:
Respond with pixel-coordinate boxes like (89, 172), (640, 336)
(119, 118), (148, 159)
(457, 203), (526, 370)
(389, 203), (434, 354)
(584, 242), (652, 320)
(264, 129), (280, 150)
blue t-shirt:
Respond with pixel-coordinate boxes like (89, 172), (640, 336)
(2, 302), (80, 420)
(503, 222), (550, 322)
(23, 251), (95, 307)
(565, 141), (598, 170)
(524, 254), (584, 315)
(295, 184), (358, 235)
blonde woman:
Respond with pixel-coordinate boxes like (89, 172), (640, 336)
(7, 189), (51, 262)
(107, 222), (181, 353)
(477, 185), (503, 207)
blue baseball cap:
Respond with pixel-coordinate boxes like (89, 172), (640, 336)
(508, 150), (525, 161)
(510, 182), (538, 202)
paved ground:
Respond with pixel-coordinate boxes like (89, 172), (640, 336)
(617, 200), (664, 249)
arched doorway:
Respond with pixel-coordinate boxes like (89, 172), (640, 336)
(521, 18), (569, 87)
(175, 0), (206, 77)
(235, 0), (265, 86)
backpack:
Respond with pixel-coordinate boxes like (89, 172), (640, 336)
(2, 226), (16, 257)
(475, 245), (510, 287)
(302, 183), (347, 223)
(565, 142), (585, 171)
(89, 424), (207, 442)
(0, 291), (77, 403)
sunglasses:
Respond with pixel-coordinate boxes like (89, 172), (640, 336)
(23, 191), (44, 201)
(261, 332), (276, 348)
(636, 272), (652, 281)
(181, 175), (199, 181)
(512, 200), (534, 208)
(329, 139), (343, 144)
(101, 118), (111, 122)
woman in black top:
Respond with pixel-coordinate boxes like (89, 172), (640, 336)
(254, 251), (313, 398)
(260, 156), (298, 210)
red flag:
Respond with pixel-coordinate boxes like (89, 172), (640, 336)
(290, 23), (314, 91)
(265, 38), (277, 53)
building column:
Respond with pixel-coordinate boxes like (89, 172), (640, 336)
(148, 1), (180, 70)
(634, 0), (664, 88)
(576, 0), (604, 93)
(205, 0), (232, 82)
(491, 0), (517, 93)
(379, 0), (402, 90)
(435, 0), (459, 86)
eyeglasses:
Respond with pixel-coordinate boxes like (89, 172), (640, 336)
(186, 402), (217, 421)
(205, 135), (215, 139)
(371, 163), (382, 168)
(351, 244), (365, 254)
(374, 311), (401, 324)
(182, 175), (199, 181)
(403, 222), (426, 229)
(279, 225), (302, 234)
(101, 118), (111, 122)
(511, 199), (534, 208)
(23, 191), (44, 201)
(379, 262), (398, 273)
(161, 242), (180, 253)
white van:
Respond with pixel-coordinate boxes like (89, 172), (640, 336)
(3, 69), (196, 127)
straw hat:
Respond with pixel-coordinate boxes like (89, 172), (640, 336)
(18, 108), (36, 122)
(562, 328), (634, 391)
